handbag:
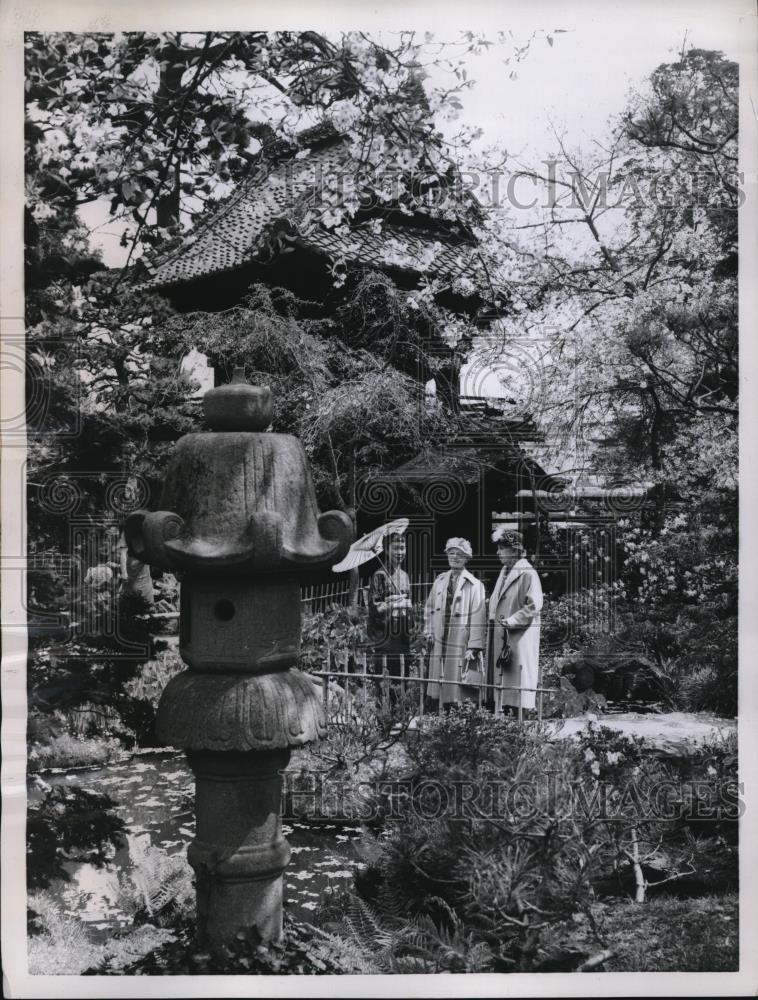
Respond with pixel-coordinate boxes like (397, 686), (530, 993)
(495, 625), (511, 672)
(461, 651), (485, 687)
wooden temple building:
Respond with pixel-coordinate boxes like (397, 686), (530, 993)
(136, 122), (637, 584)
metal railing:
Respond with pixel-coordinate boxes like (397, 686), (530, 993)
(301, 580), (434, 614)
(142, 587), (556, 726)
(308, 649), (555, 725)
(300, 580), (352, 613)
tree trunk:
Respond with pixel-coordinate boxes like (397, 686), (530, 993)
(347, 448), (359, 608)
(436, 355), (462, 413)
(155, 52), (185, 229)
(629, 827), (646, 903)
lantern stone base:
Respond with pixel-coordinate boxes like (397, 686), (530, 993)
(186, 748), (292, 945)
(156, 667), (326, 946)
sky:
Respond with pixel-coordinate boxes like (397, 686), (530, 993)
(437, 10), (745, 395)
(439, 10), (744, 164)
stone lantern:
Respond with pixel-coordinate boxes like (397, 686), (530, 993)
(125, 369), (353, 946)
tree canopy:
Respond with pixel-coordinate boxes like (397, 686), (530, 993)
(25, 30), (502, 267)
(497, 49), (738, 491)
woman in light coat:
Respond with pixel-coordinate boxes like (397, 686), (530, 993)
(424, 538), (487, 708)
(486, 528), (543, 715)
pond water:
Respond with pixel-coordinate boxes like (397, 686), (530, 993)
(29, 750), (365, 939)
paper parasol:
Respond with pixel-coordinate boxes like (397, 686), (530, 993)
(331, 517), (409, 572)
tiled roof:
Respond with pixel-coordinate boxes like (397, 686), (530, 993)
(392, 448), (492, 485)
(141, 132), (500, 297)
(297, 223), (495, 290)
(388, 445), (566, 492)
(391, 421), (566, 490)
(142, 141), (348, 288)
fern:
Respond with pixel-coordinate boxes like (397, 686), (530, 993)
(344, 893), (395, 950)
(305, 927), (381, 974)
(398, 906), (494, 973)
(118, 833), (193, 924)
(308, 890), (494, 974)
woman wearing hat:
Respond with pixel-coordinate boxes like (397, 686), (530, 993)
(423, 538), (487, 710)
(486, 527), (543, 716)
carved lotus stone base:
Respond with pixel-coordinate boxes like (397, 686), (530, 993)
(156, 667), (326, 751)
(186, 748), (291, 945)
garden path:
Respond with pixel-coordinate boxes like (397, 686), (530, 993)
(548, 711), (736, 757)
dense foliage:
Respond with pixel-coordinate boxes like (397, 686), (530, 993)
(27, 784), (126, 890)
(25, 31), (509, 254)
(323, 705), (739, 972)
(492, 50), (739, 715)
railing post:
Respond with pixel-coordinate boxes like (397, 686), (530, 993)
(418, 652), (425, 721)
(381, 654), (389, 715)
(322, 665), (329, 718)
(537, 661), (543, 722)
(361, 650), (368, 722)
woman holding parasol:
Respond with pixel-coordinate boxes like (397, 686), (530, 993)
(332, 518), (414, 670)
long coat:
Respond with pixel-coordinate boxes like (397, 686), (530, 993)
(486, 557), (543, 712)
(424, 569), (487, 705)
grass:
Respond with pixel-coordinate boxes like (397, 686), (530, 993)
(28, 893), (177, 975)
(28, 733), (124, 772)
(593, 892), (738, 972)
(27, 894), (103, 975)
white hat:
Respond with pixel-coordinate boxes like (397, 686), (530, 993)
(445, 537), (473, 558)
